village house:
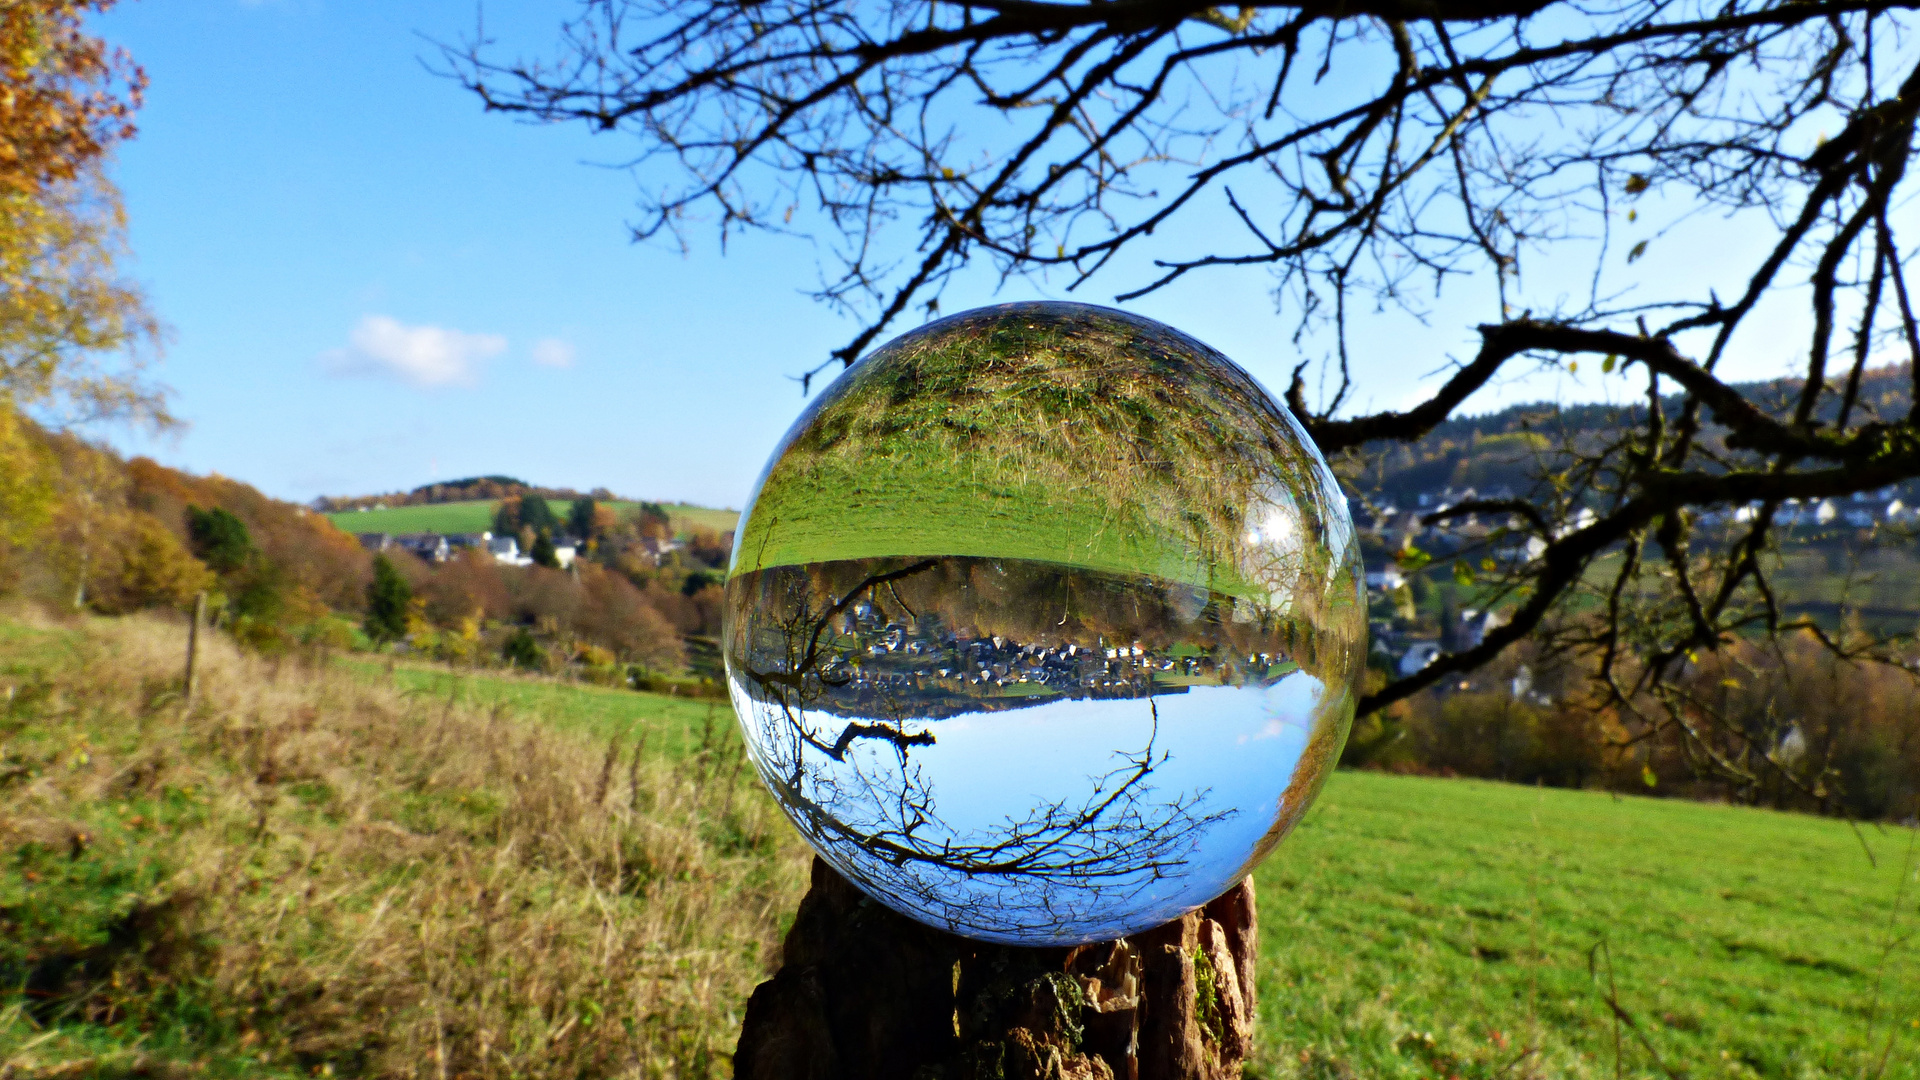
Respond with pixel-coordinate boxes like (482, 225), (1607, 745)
(391, 533), (450, 563)
(488, 536), (530, 567)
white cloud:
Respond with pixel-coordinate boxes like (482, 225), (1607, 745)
(320, 315), (507, 388)
(531, 338), (576, 369)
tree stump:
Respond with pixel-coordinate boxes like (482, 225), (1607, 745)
(735, 858), (1257, 1080)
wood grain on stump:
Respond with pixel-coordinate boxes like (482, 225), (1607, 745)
(735, 858), (1257, 1080)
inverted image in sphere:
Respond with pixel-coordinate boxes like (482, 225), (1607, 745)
(723, 302), (1365, 945)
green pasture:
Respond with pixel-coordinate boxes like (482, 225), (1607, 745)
(1258, 771), (1919, 1078)
(322, 499), (738, 538)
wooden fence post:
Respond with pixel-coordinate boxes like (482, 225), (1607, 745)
(735, 858), (1258, 1080)
(183, 591), (206, 709)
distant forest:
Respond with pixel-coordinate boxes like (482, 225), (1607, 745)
(314, 476), (624, 513)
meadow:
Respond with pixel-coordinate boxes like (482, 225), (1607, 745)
(0, 613), (1914, 1078)
(322, 500), (739, 538)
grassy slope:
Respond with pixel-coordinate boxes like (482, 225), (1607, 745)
(0, 615), (803, 1078)
(2, 616), (1916, 1078)
(323, 500), (739, 538)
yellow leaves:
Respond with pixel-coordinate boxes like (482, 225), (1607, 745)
(1626, 240), (1648, 263)
(1393, 543), (1431, 572)
(1601, 354), (1617, 374)
(0, 169), (167, 426)
(1624, 173), (1650, 195)
(0, 396), (55, 546)
(116, 509), (214, 608)
(404, 597), (442, 654)
(1195, 6), (1256, 34)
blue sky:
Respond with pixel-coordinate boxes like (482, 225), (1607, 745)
(94, 1), (1820, 509)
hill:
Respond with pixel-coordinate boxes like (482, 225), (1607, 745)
(323, 499), (739, 539)
(2, 614), (1913, 1078)
(1346, 363), (1919, 508)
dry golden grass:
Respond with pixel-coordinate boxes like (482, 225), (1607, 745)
(0, 610), (808, 1077)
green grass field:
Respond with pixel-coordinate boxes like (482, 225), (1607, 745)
(343, 658), (1920, 1078)
(3, 616), (1915, 1078)
(322, 499), (738, 538)
(1256, 773), (1918, 1078)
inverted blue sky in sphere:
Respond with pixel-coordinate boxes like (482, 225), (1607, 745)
(93, 1), (1833, 509)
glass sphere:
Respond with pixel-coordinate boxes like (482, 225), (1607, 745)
(723, 302), (1364, 946)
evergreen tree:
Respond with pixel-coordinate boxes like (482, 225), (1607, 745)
(530, 529), (560, 569)
(186, 505), (251, 573)
(518, 495), (558, 532)
(363, 554), (410, 644)
(568, 496), (596, 541)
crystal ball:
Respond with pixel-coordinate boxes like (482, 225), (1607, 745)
(723, 302), (1364, 945)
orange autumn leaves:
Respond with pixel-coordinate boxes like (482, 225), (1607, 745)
(0, 0), (143, 197)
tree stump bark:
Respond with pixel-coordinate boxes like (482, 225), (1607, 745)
(735, 858), (1257, 1080)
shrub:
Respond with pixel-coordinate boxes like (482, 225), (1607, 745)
(502, 627), (543, 669)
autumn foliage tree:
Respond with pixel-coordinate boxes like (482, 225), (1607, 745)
(0, 0), (157, 422)
(0, 0), (162, 590)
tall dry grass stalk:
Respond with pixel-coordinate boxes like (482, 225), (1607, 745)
(0, 610), (808, 1077)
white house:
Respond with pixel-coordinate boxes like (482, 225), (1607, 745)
(1365, 566), (1406, 591)
(1398, 641), (1441, 677)
(1457, 608), (1508, 650)
(489, 536), (531, 567)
